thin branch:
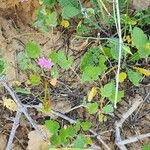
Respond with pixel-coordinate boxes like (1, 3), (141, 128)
(114, 0), (123, 108)
(6, 110), (22, 150)
(115, 125), (128, 150)
(99, 0), (111, 16)
(0, 76), (47, 140)
(133, 93), (150, 120)
(51, 110), (76, 124)
(65, 104), (84, 113)
(78, 0), (88, 18)
(116, 95), (143, 128)
(118, 133), (150, 145)
(89, 127), (111, 150)
(115, 95), (143, 149)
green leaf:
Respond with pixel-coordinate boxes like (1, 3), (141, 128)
(137, 44), (150, 58)
(127, 69), (143, 86)
(58, 0), (79, 8)
(49, 51), (58, 63)
(51, 65), (59, 78)
(102, 47), (112, 58)
(80, 49), (107, 82)
(29, 74), (41, 86)
(42, 0), (54, 6)
(57, 51), (73, 69)
(108, 38), (122, 60)
(81, 121), (92, 131)
(108, 90), (124, 103)
(81, 66), (103, 82)
(49, 51), (73, 70)
(100, 81), (115, 98)
(76, 24), (90, 34)
(100, 81), (124, 103)
(98, 55), (107, 74)
(62, 6), (80, 19)
(26, 42), (40, 58)
(86, 102), (98, 114)
(72, 135), (87, 148)
(123, 45), (132, 55)
(74, 121), (81, 132)
(132, 27), (148, 49)
(17, 52), (31, 70)
(45, 120), (60, 134)
(50, 133), (61, 146)
(0, 59), (5, 74)
(80, 47), (100, 71)
(15, 88), (31, 94)
(103, 104), (114, 114)
(132, 27), (150, 58)
(129, 52), (140, 62)
(60, 126), (77, 138)
(142, 144), (150, 150)
(46, 12), (57, 27)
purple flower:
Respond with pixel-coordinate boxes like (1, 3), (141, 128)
(38, 57), (53, 70)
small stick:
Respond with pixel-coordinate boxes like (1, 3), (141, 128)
(6, 110), (22, 150)
(0, 76), (47, 140)
(113, 0), (123, 108)
(115, 95), (143, 149)
(78, 0), (88, 18)
(118, 133), (150, 145)
(116, 95), (143, 128)
(115, 125), (128, 150)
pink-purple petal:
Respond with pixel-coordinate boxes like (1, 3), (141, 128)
(38, 57), (53, 69)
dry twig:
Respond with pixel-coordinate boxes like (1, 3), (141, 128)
(0, 76), (47, 150)
(6, 110), (22, 150)
(115, 95), (144, 150)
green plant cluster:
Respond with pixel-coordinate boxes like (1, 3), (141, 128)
(45, 119), (92, 148)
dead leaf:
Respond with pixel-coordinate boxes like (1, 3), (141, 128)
(27, 125), (50, 150)
(78, 40), (89, 51)
(11, 80), (21, 86)
(3, 97), (17, 111)
(50, 78), (57, 86)
(88, 87), (97, 102)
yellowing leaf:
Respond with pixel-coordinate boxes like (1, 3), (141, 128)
(11, 81), (21, 87)
(145, 43), (150, 49)
(3, 97), (17, 111)
(25, 80), (32, 86)
(126, 35), (132, 43)
(123, 35), (132, 43)
(119, 72), (127, 83)
(88, 87), (97, 102)
(132, 67), (150, 76)
(60, 19), (70, 28)
(50, 78), (57, 86)
(98, 113), (107, 122)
